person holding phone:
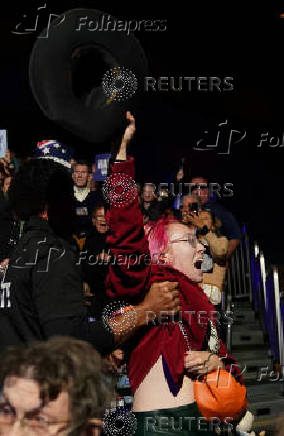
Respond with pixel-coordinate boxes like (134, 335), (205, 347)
(181, 195), (229, 305)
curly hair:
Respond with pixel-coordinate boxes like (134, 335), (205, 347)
(0, 337), (115, 435)
(9, 159), (76, 237)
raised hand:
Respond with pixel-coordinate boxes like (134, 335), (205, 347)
(116, 111), (136, 161)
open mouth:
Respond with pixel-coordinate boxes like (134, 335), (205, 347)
(194, 259), (203, 270)
(98, 223), (108, 232)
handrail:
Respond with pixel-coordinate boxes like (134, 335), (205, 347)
(225, 232), (284, 379)
(226, 232), (253, 300)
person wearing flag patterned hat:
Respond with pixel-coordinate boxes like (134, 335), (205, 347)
(0, 133), (181, 362)
(36, 139), (74, 168)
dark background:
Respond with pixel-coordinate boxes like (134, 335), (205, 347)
(0, 2), (283, 262)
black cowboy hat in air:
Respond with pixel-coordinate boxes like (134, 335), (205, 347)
(29, 8), (148, 144)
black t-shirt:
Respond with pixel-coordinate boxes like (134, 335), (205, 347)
(0, 195), (13, 262)
(0, 216), (114, 355)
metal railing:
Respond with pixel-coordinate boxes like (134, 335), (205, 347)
(226, 231), (284, 388)
(227, 232), (253, 301)
(224, 232), (253, 352)
(251, 250), (284, 374)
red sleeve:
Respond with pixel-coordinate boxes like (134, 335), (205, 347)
(105, 157), (150, 303)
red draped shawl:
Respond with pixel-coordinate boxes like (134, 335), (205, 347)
(106, 158), (242, 394)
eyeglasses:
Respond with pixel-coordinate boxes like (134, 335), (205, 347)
(0, 401), (71, 435)
(169, 234), (197, 247)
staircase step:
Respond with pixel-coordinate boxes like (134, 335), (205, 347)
(246, 383), (284, 421)
(233, 310), (256, 323)
(244, 367), (274, 383)
(231, 299), (283, 429)
(249, 397), (284, 418)
(233, 357), (272, 373)
(232, 304), (253, 311)
(233, 306), (255, 312)
(247, 381), (282, 396)
(245, 359), (272, 370)
(233, 348), (270, 362)
(252, 415), (282, 434)
(232, 343), (269, 352)
(232, 330), (265, 346)
(233, 323), (262, 332)
(243, 372), (273, 386)
(233, 318), (260, 325)
(233, 304), (254, 311)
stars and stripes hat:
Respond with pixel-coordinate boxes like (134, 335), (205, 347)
(35, 140), (73, 169)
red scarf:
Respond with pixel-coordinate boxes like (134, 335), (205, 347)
(105, 158), (242, 394)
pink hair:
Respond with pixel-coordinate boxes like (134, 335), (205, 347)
(145, 217), (178, 263)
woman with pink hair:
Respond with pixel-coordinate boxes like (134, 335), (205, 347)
(105, 112), (245, 436)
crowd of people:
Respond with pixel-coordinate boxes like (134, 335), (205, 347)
(0, 114), (268, 436)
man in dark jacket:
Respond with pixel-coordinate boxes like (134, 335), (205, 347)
(0, 176), (18, 267)
(0, 193), (13, 264)
(0, 153), (181, 356)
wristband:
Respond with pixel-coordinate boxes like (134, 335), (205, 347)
(111, 305), (134, 317)
(123, 305), (135, 313)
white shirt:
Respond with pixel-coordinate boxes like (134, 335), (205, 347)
(74, 186), (90, 202)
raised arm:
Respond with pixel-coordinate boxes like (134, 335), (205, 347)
(105, 112), (150, 303)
